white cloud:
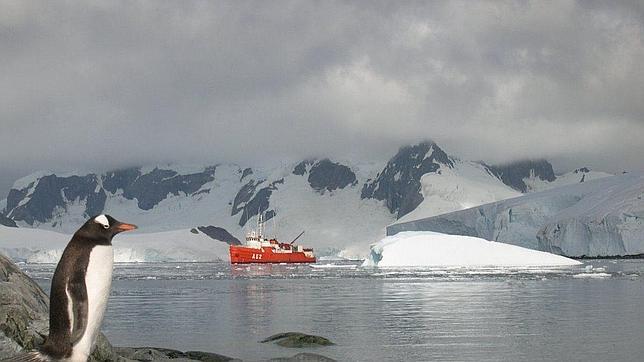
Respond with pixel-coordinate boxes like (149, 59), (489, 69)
(0, 0), (643, 194)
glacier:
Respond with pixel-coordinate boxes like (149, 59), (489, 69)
(388, 173), (644, 257)
(363, 231), (581, 267)
(0, 226), (230, 263)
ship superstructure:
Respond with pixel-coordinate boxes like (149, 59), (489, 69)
(229, 213), (316, 264)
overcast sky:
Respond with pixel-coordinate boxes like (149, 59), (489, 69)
(1, 1), (643, 197)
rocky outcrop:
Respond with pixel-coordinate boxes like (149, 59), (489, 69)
(293, 159), (357, 193)
(239, 168), (253, 181)
(0, 254), (49, 358)
(307, 160), (356, 193)
(0, 213), (16, 228)
(361, 141), (453, 218)
(261, 332), (334, 348)
(114, 347), (237, 361)
(196, 226), (241, 245)
(234, 179), (283, 227)
(102, 168), (141, 194)
(487, 159), (556, 193)
(231, 179), (263, 216)
(0, 254), (116, 361)
(5, 167), (218, 226)
(270, 353), (336, 362)
(292, 160), (315, 176)
(116, 167), (216, 210)
(6, 174), (106, 225)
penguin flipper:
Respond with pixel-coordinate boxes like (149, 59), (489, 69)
(68, 271), (88, 344)
(0, 351), (51, 362)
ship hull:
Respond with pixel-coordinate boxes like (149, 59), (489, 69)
(229, 245), (316, 264)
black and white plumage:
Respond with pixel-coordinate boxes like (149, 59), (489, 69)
(2, 215), (137, 362)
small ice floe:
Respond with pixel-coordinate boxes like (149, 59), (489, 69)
(310, 263), (358, 269)
(572, 272), (612, 279)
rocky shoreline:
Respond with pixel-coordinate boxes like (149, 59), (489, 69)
(0, 254), (334, 361)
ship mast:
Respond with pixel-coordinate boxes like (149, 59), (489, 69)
(257, 211), (265, 240)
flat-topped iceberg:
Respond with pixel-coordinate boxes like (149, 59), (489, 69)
(363, 231), (582, 267)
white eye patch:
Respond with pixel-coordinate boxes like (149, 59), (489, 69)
(94, 215), (109, 229)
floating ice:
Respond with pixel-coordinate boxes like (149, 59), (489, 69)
(572, 273), (612, 279)
(363, 231), (582, 267)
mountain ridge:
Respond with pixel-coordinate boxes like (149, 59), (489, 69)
(1, 141), (614, 257)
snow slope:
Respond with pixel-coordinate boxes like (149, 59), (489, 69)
(0, 226), (230, 263)
(396, 161), (521, 224)
(525, 168), (613, 192)
(363, 231), (581, 267)
(388, 173), (644, 257)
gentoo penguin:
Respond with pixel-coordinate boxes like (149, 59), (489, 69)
(3, 215), (136, 362)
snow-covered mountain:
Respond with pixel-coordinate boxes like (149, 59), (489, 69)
(0, 141), (616, 259)
(523, 167), (613, 192)
(2, 161), (395, 257)
(388, 172), (644, 257)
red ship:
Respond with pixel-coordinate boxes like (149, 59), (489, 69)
(229, 213), (316, 264)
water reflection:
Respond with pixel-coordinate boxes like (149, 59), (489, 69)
(21, 260), (644, 361)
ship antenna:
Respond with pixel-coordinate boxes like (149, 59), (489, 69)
(257, 208), (264, 239)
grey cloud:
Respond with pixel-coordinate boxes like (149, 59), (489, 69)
(1, 1), (643, 195)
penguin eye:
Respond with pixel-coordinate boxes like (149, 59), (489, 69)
(102, 224), (109, 229)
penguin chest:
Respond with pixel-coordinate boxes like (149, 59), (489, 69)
(71, 245), (114, 360)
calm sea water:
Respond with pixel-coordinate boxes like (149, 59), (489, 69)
(23, 260), (644, 362)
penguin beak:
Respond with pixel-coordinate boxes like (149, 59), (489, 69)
(114, 222), (138, 233)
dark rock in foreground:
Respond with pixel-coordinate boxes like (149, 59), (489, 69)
(0, 253), (49, 358)
(261, 333), (334, 348)
(269, 352), (337, 362)
(114, 347), (238, 361)
(0, 254), (116, 361)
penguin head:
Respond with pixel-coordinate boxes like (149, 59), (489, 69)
(77, 214), (137, 242)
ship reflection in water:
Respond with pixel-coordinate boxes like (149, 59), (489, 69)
(230, 263), (311, 278)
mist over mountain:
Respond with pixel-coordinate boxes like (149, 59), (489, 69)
(2, 2), (643, 201)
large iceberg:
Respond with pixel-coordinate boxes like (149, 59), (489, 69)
(388, 173), (644, 257)
(363, 231), (581, 267)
